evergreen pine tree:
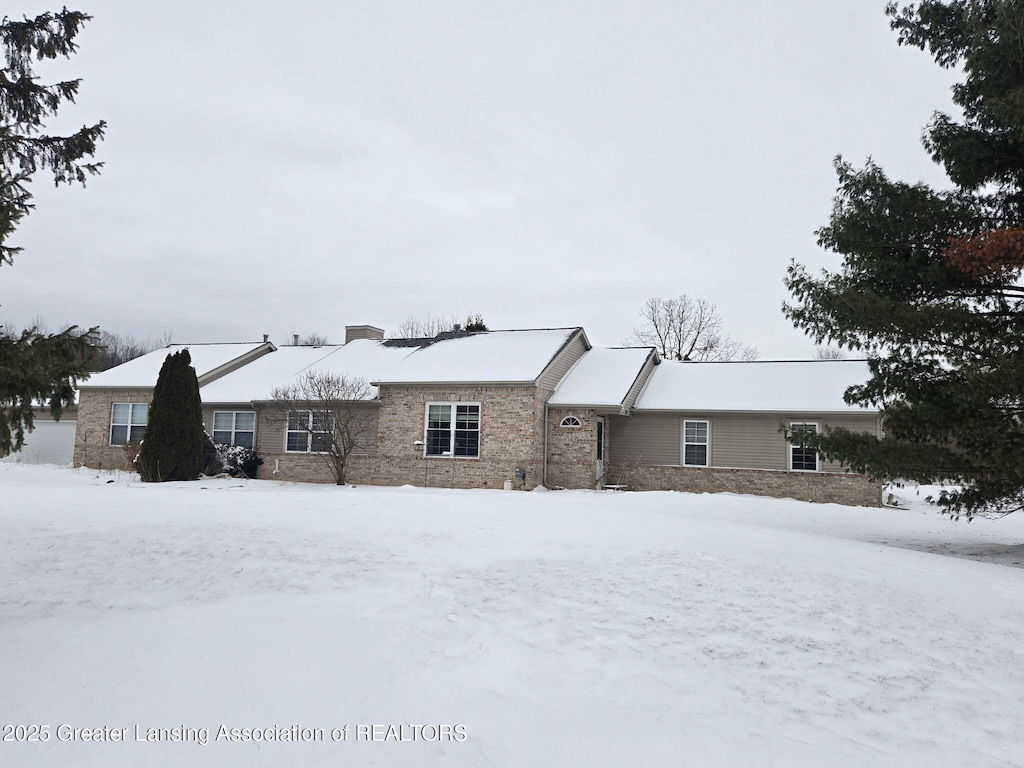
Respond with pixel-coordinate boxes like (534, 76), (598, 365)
(463, 314), (489, 332)
(0, 9), (105, 456)
(784, 1), (1024, 518)
(136, 350), (204, 482)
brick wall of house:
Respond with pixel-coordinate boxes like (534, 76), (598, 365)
(604, 463), (881, 507)
(546, 407), (602, 489)
(255, 452), (377, 484)
(73, 388), (153, 470)
(254, 403), (380, 485)
(255, 385), (550, 488)
(371, 384), (549, 489)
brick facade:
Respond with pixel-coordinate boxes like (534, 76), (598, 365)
(255, 452), (376, 485)
(254, 384), (551, 489)
(604, 462), (881, 507)
(73, 388), (153, 470)
(370, 384), (549, 489)
(546, 407), (602, 489)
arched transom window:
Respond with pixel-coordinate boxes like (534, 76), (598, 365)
(560, 416), (582, 428)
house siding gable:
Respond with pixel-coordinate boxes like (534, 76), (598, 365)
(622, 352), (658, 412)
(536, 331), (588, 390)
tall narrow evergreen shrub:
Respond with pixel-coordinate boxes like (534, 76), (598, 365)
(136, 350), (204, 482)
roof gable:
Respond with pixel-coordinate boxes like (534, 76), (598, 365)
(79, 343), (274, 389)
(373, 328), (582, 385)
(199, 340), (411, 402)
(548, 347), (657, 409)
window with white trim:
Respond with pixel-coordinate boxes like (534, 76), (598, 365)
(559, 416), (582, 428)
(789, 422), (819, 471)
(683, 419), (709, 466)
(110, 403), (147, 445)
(213, 411), (255, 448)
(425, 403), (480, 457)
(286, 410), (333, 453)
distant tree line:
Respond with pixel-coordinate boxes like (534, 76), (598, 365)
(393, 313), (488, 338)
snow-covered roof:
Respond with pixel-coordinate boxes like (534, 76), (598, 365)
(634, 359), (876, 413)
(373, 329), (579, 385)
(200, 340), (412, 402)
(80, 343), (271, 388)
(548, 347), (655, 408)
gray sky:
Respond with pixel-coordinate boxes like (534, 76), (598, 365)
(3, 1), (959, 357)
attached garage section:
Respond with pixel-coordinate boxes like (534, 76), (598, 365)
(2, 418), (77, 465)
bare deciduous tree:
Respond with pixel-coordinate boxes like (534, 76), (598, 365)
(269, 371), (375, 485)
(812, 345), (848, 360)
(625, 296), (758, 361)
(393, 313), (488, 338)
(298, 332), (328, 346)
(394, 314), (460, 338)
(95, 330), (172, 371)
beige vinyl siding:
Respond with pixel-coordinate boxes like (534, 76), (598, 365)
(708, 413), (786, 470)
(622, 353), (657, 411)
(202, 407), (213, 433)
(536, 331), (588, 390)
(610, 411), (879, 473)
(609, 413), (680, 466)
(816, 414), (881, 472)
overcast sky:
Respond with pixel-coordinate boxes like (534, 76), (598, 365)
(3, 1), (960, 357)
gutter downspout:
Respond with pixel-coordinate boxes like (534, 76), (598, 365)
(542, 402), (549, 487)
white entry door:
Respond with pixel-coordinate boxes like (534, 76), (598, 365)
(596, 416), (605, 481)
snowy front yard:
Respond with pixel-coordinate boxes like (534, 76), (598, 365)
(2, 464), (1023, 767)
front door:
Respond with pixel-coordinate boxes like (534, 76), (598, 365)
(596, 416), (605, 481)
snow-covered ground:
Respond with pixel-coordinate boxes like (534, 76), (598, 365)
(2, 464), (1023, 767)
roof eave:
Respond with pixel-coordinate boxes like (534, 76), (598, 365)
(546, 401), (625, 412)
(371, 380), (538, 387)
(77, 384), (155, 391)
(631, 407), (879, 415)
(249, 397), (381, 405)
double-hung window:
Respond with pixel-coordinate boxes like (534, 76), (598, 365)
(789, 422), (819, 471)
(110, 403), (147, 445)
(425, 403), (480, 458)
(213, 411), (255, 448)
(286, 410), (333, 453)
(683, 419), (710, 466)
